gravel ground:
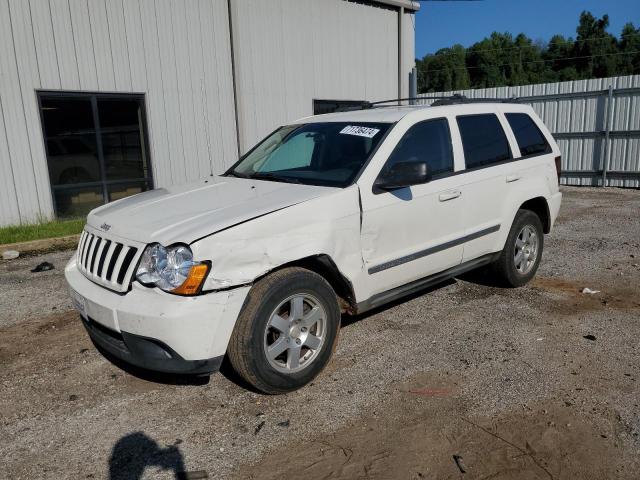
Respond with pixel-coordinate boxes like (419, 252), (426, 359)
(1, 186), (639, 479)
(0, 249), (74, 328)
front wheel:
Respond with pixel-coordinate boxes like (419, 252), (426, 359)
(227, 267), (340, 394)
(490, 209), (544, 287)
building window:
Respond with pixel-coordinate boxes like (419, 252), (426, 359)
(38, 92), (153, 218)
(313, 99), (367, 115)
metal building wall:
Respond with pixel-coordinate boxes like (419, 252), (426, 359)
(0, 0), (237, 226)
(0, 0), (416, 227)
(418, 75), (640, 188)
(229, 0), (402, 153)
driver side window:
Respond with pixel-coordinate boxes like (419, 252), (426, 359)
(382, 118), (454, 178)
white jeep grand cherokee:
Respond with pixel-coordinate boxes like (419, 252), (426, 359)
(66, 99), (562, 393)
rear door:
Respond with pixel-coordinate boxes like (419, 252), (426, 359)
(454, 112), (515, 261)
(359, 117), (466, 295)
(503, 111), (555, 193)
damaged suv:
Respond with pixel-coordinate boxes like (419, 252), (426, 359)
(66, 100), (562, 393)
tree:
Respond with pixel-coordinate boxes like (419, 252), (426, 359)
(415, 11), (636, 93)
(573, 11), (619, 78)
(417, 44), (469, 92)
(543, 35), (578, 81)
(618, 23), (640, 75)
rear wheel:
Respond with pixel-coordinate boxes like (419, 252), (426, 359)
(491, 209), (544, 287)
(227, 267), (340, 394)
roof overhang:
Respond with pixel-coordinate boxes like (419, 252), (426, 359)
(369, 0), (420, 12)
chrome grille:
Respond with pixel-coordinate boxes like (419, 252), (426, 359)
(77, 230), (141, 293)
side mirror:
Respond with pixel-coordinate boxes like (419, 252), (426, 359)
(375, 161), (429, 192)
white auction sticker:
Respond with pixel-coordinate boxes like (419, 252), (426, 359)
(339, 125), (380, 138)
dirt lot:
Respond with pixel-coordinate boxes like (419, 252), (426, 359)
(1, 186), (639, 480)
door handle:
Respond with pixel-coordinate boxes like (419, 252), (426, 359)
(506, 174), (521, 183)
(438, 190), (461, 202)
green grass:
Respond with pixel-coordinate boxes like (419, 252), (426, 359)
(0, 218), (85, 245)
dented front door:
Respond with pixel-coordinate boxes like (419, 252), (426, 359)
(359, 175), (466, 297)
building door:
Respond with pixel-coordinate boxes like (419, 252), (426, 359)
(38, 92), (153, 219)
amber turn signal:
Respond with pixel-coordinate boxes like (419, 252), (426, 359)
(171, 263), (210, 296)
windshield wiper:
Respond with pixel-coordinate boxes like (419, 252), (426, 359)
(249, 172), (303, 184)
(224, 170), (251, 179)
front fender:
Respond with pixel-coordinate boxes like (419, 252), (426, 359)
(191, 186), (365, 298)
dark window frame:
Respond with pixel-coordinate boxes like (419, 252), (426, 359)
(505, 112), (552, 158)
(456, 113), (513, 171)
(376, 117), (455, 184)
(37, 90), (154, 217)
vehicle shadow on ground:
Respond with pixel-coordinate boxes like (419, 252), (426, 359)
(342, 266), (503, 327)
(456, 265), (506, 288)
(109, 432), (198, 480)
(341, 278), (457, 327)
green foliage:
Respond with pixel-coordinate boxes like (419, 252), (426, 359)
(0, 219), (84, 245)
(417, 11), (640, 93)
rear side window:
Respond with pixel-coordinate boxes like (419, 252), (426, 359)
(383, 118), (453, 177)
(457, 114), (511, 169)
(505, 113), (552, 157)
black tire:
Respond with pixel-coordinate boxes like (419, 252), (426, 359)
(227, 267), (340, 394)
(490, 209), (544, 287)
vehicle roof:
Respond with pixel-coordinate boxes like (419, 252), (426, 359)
(295, 102), (532, 125)
(297, 106), (424, 124)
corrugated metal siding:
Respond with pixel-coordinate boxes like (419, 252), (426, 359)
(230, 0), (400, 152)
(0, 0), (237, 226)
(0, 96), (21, 225)
(418, 75), (640, 188)
(0, 0), (412, 227)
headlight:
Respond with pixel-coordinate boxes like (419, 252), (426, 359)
(136, 244), (210, 295)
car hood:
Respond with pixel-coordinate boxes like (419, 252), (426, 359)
(87, 176), (336, 245)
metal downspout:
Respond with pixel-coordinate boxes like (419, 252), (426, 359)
(398, 6), (403, 105)
(227, 0), (242, 159)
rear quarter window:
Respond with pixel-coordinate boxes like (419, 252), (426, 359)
(457, 114), (511, 169)
(505, 113), (552, 157)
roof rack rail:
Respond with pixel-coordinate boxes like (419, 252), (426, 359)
(330, 94), (521, 112)
(430, 94), (520, 106)
(341, 94), (521, 110)
(361, 96), (447, 108)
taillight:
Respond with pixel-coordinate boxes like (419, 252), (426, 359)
(554, 156), (561, 181)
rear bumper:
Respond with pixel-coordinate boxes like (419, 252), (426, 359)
(81, 315), (223, 374)
(65, 253), (250, 371)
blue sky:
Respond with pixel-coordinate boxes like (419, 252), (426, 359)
(414, 0), (640, 58)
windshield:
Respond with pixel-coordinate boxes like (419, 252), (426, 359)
(226, 122), (392, 187)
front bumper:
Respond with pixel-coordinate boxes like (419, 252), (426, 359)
(81, 315), (224, 374)
(65, 254), (250, 374)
